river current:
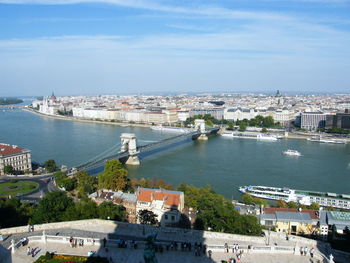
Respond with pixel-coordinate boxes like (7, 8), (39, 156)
(1, 108), (349, 199)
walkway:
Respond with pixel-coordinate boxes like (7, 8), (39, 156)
(12, 241), (320, 263)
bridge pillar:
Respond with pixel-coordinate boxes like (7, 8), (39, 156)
(194, 119), (208, 140)
(120, 133), (140, 165)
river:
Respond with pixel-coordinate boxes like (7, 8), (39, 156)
(0, 108), (349, 199)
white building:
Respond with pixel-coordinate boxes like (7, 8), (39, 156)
(0, 144), (32, 175)
(224, 107), (257, 121)
(136, 187), (185, 227)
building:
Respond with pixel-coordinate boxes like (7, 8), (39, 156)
(260, 208), (319, 235)
(89, 190), (137, 223)
(224, 107), (257, 121)
(326, 109), (350, 129)
(319, 211), (350, 240)
(190, 108), (224, 120)
(299, 112), (328, 130)
(0, 143), (32, 175)
(135, 187), (185, 227)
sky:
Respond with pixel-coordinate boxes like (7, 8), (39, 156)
(0, 0), (349, 96)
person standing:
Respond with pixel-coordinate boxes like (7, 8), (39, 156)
(310, 247), (314, 258)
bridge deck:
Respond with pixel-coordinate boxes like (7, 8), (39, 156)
(75, 127), (219, 171)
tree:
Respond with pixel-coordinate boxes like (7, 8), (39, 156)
(98, 160), (129, 191)
(263, 116), (275, 128)
(261, 127), (268, 133)
(98, 202), (126, 221)
(32, 191), (74, 223)
(44, 160), (58, 173)
(63, 199), (98, 221)
(138, 209), (158, 225)
(309, 202), (320, 210)
(276, 200), (288, 208)
(3, 165), (13, 174)
(287, 201), (298, 209)
(239, 123), (247, 132)
(54, 172), (76, 191)
(227, 122), (234, 130)
(76, 171), (97, 196)
(178, 184), (262, 235)
(241, 194), (267, 206)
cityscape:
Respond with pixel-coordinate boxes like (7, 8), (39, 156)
(1, 1), (350, 263)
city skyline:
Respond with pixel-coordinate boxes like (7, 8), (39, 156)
(0, 0), (350, 96)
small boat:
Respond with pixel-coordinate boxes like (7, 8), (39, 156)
(283, 149), (301, 156)
(256, 134), (278, 141)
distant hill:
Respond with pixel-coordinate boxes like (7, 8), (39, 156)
(0, 97), (23, 105)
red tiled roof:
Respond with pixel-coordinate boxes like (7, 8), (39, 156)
(0, 144), (26, 156)
(137, 189), (180, 207)
(263, 207), (319, 220)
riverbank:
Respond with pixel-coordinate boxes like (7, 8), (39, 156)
(23, 107), (151, 128)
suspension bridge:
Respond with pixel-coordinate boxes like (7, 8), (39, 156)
(73, 119), (219, 172)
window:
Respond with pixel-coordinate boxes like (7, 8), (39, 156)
(164, 215), (168, 220)
(171, 216), (175, 221)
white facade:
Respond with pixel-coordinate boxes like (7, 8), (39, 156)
(0, 144), (32, 175)
(136, 188), (185, 227)
(224, 107), (257, 121)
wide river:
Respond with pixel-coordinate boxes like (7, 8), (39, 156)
(1, 108), (349, 199)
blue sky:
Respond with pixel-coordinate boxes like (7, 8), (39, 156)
(0, 0), (349, 96)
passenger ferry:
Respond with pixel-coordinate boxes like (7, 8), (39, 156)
(221, 132), (279, 141)
(238, 185), (350, 210)
(308, 136), (347, 144)
(150, 125), (189, 133)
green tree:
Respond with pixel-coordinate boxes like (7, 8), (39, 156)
(76, 171), (97, 196)
(261, 127), (268, 133)
(138, 209), (158, 225)
(98, 160), (129, 191)
(44, 160), (58, 173)
(276, 200), (288, 208)
(263, 116), (275, 128)
(32, 191), (74, 223)
(98, 201), (126, 221)
(241, 194), (267, 206)
(287, 201), (298, 209)
(309, 202), (320, 210)
(239, 123), (247, 131)
(178, 184), (262, 235)
(3, 165), (13, 174)
(63, 199), (98, 221)
(227, 122), (234, 130)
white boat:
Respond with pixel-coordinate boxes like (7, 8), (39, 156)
(221, 132), (278, 141)
(283, 149), (301, 156)
(238, 185), (350, 210)
(150, 125), (189, 133)
(308, 136), (347, 144)
(256, 134), (278, 141)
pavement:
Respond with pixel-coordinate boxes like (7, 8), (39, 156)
(12, 241), (321, 263)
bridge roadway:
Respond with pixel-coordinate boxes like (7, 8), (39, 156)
(75, 127), (219, 172)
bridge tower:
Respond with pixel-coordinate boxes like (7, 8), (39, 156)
(194, 119), (208, 140)
(120, 133), (140, 165)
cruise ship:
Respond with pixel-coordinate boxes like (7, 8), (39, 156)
(150, 125), (190, 133)
(308, 136), (347, 144)
(221, 132), (279, 141)
(239, 185), (350, 210)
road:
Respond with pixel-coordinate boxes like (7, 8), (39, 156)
(0, 174), (59, 202)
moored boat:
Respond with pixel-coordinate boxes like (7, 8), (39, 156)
(308, 136), (347, 144)
(238, 185), (350, 210)
(150, 125), (189, 133)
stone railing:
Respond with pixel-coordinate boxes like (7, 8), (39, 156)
(0, 219), (117, 235)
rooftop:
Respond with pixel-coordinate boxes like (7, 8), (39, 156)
(0, 143), (29, 156)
